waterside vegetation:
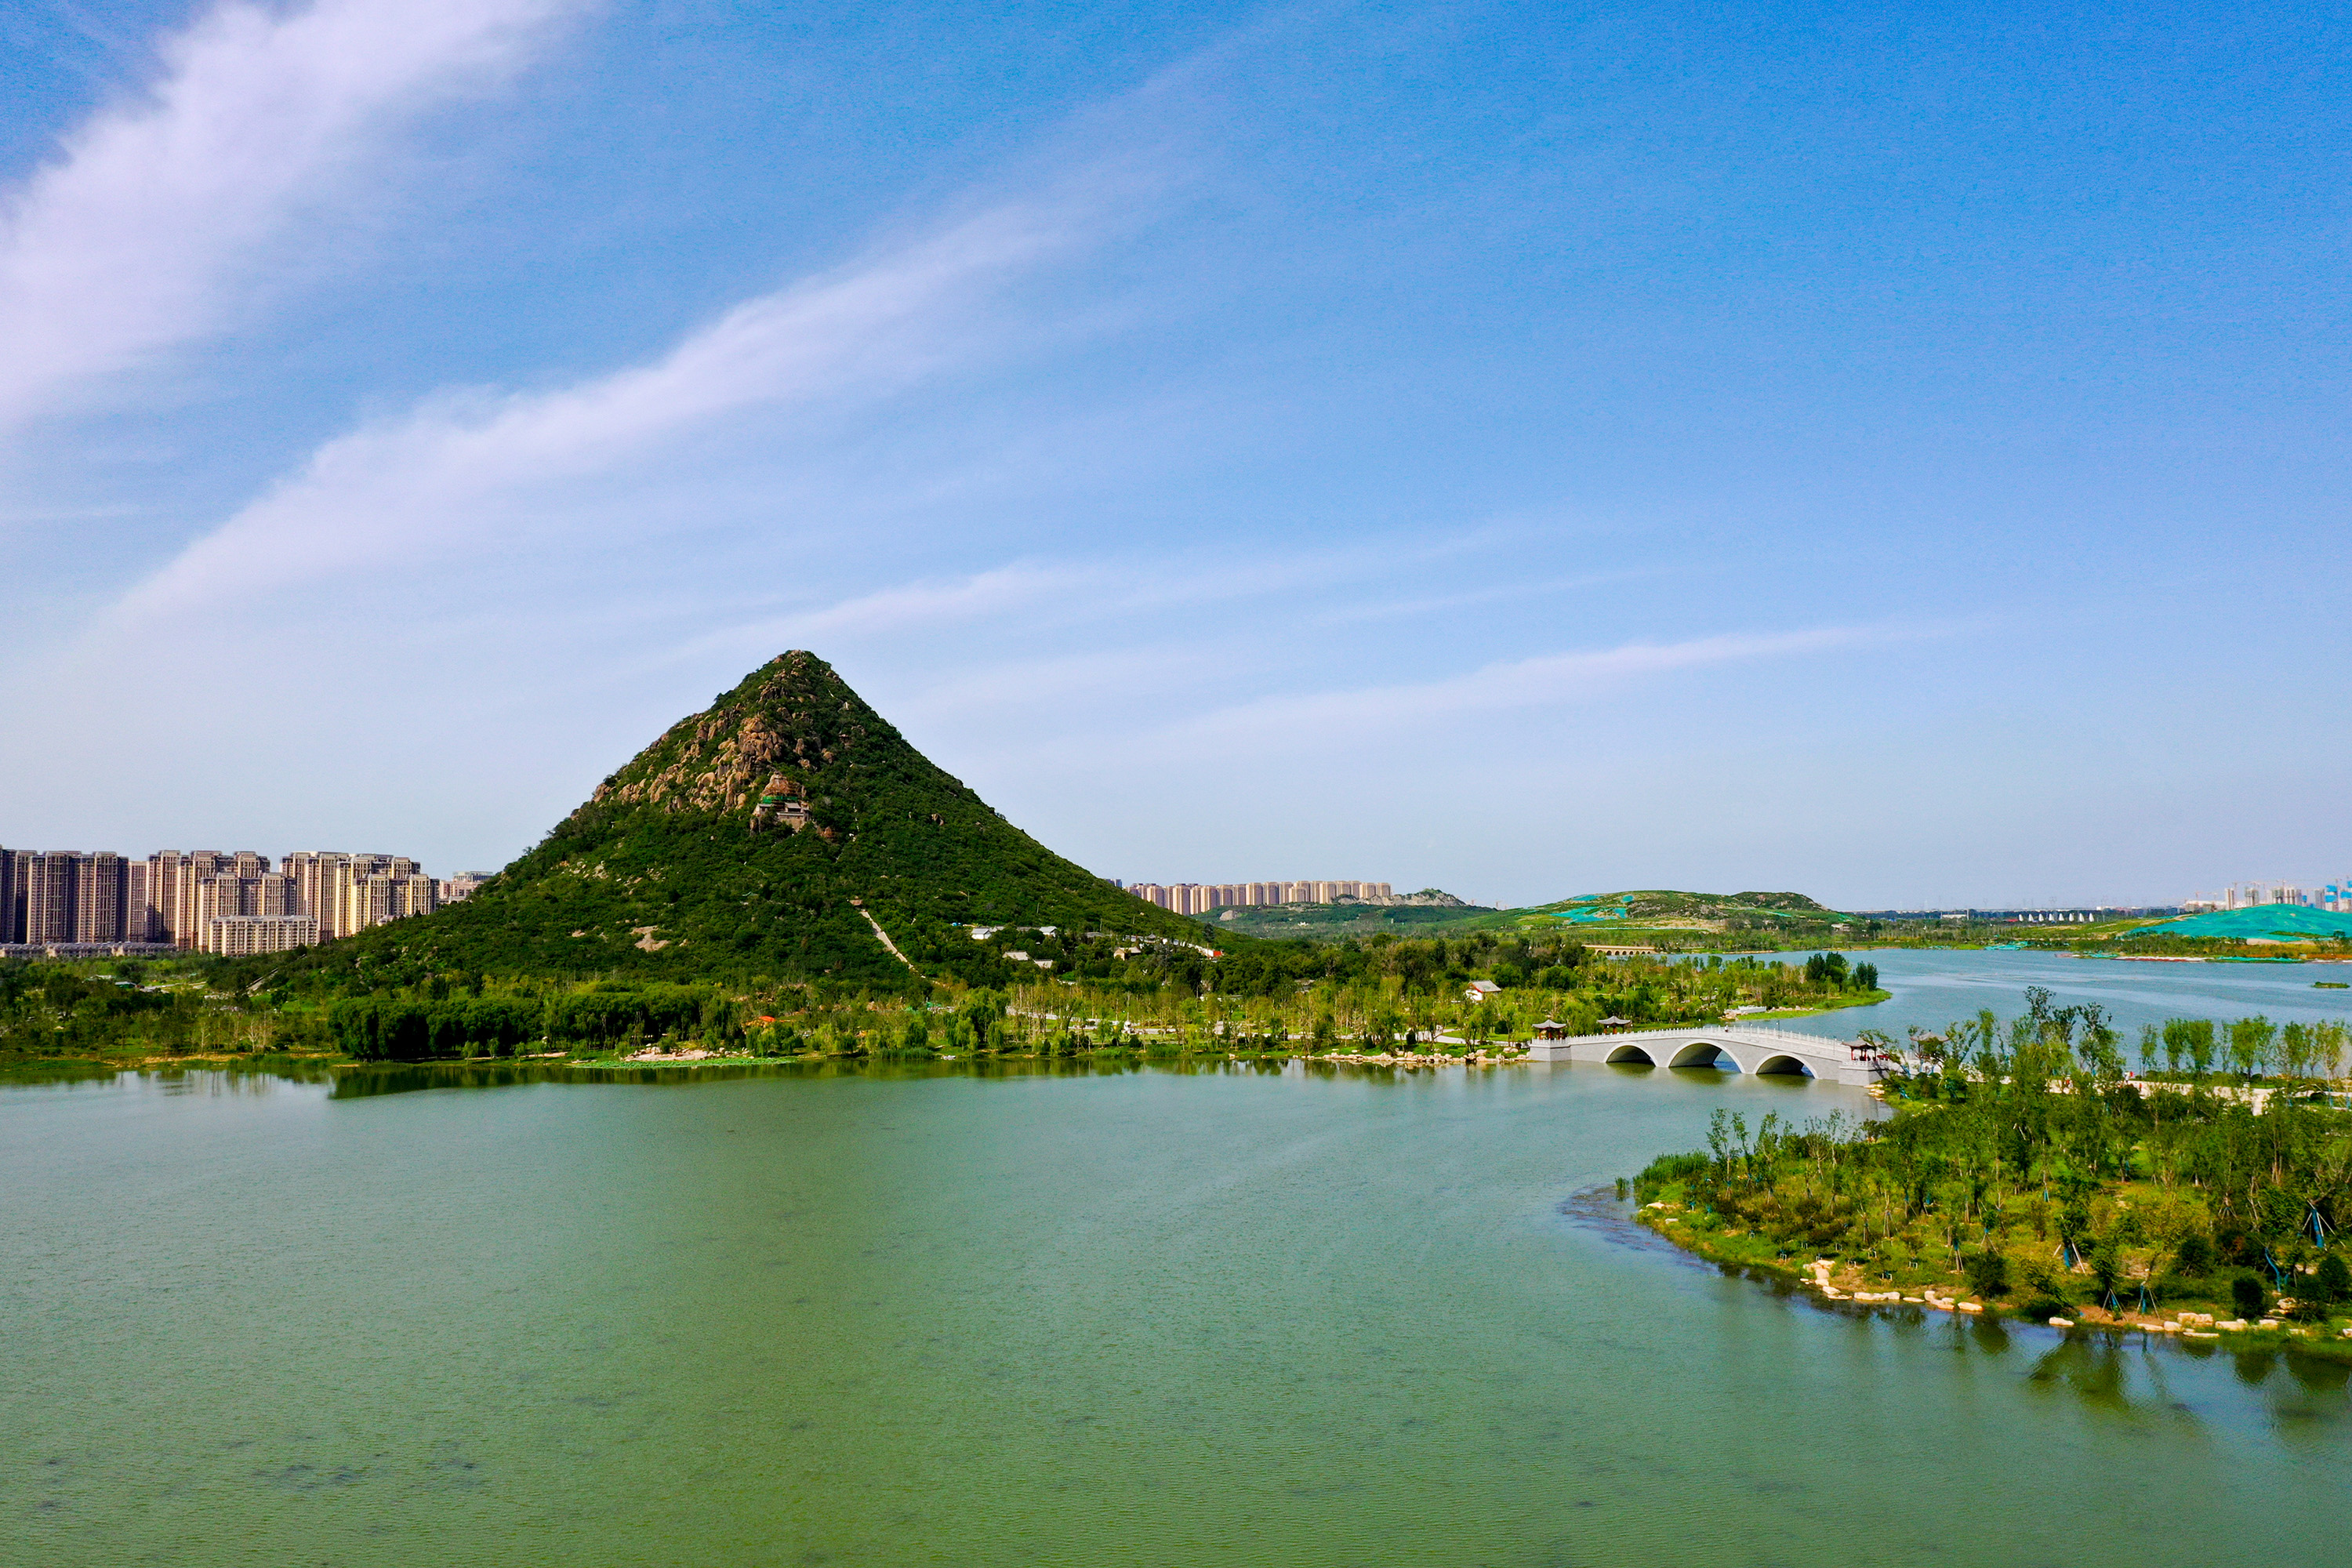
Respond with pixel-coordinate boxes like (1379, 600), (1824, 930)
(1632, 989), (2352, 1354)
(1, 937), (1887, 1065)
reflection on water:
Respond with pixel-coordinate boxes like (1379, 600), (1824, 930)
(1570, 1179), (2352, 1434)
(2, 1051), (1668, 1099)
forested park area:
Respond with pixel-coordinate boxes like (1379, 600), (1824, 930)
(1635, 989), (2352, 1346)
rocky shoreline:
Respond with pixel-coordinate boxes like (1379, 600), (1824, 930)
(1633, 1197), (2352, 1356)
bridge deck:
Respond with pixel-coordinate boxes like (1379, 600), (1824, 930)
(1524, 1024), (1888, 1086)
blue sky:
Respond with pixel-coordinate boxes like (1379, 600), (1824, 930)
(2, 0), (2345, 909)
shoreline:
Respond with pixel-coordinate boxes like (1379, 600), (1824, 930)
(0, 992), (1902, 1075)
(1614, 1189), (2352, 1363)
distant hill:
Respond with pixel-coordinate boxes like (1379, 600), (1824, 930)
(2125, 905), (2352, 942)
(1209, 888), (1846, 945)
(1210, 891), (1494, 940)
(1510, 890), (1838, 931)
(294, 652), (1210, 988)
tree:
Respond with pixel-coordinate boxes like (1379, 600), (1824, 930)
(2179, 1018), (2218, 1079)
(2089, 1243), (2124, 1312)
(1963, 1249), (2011, 1298)
(2227, 1015), (2277, 1080)
(2056, 1200), (2092, 1269)
(2316, 1251), (2351, 1305)
(2315, 1021), (2350, 1079)
(2078, 1008), (2125, 1087)
(2279, 1022), (2316, 1079)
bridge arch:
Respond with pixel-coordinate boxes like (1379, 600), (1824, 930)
(1752, 1053), (1815, 1077)
(1667, 1040), (1730, 1069)
(1605, 1044), (1656, 1065)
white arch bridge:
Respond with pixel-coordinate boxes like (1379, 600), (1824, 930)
(1525, 1024), (1889, 1087)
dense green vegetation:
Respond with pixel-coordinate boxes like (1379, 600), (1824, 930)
(0, 962), (277, 1056)
(2, 934), (1888, 1065)
(1633, 989), (2352, 1341)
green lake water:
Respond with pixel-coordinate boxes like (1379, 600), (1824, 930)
(6, 1056), (2347, 1566)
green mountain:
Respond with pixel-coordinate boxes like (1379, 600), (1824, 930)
(306, 652), (1209, 989)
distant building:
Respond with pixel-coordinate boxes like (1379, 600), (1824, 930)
(0, 844), (441, 953)
(1465, 979), (1501, 1003)
(206, 915), (320, 957)
(750, 774), (811, 833)
(2183, 881), (2351, 914)
(0, 848), (20, 943)
(1125, 879), (1396, 914)
(23, 852), (79, 943)
(439, 872), (491, 902)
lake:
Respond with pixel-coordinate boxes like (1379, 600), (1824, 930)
(1759, 945), (2352, 1047)
(6, 953), (2347, 1566)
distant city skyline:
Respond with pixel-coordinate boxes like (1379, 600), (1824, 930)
(0, 846), (459, 956)
(1123, 880), (1396, 916)
(2, 1), (2344, 906)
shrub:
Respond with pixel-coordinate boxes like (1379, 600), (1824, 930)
(1633, 1151), (1711, 1203)
(2020, 1258), (2067, 1316)
(1963, 1250), (2012, 1298)
(2230, 1274), (2267, 1322)
(2317, 1251), (2351, 1304)
(2173, 1232), (2216, 1277)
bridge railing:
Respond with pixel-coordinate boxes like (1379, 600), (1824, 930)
(1543, 1022), (1853, 1047)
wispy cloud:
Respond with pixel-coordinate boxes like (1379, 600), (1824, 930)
(1145, 626), (1899, 746)
(102, 185), (1122, 623)
(677, 564), (1102, 659)
(0, 0), (586, 428)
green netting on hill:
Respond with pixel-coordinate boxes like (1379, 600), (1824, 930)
(1550, 902), (1631, 923)
(2127, 905), (2352, 941)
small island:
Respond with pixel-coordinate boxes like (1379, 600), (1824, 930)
(1629, 988), (2352, 1353)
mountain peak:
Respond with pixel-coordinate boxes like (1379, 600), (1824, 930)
(583, 652), (938, 824)
(332, 653), (1203, 987)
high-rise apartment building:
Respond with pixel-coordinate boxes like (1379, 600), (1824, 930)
(206, 915), (321, 957)
(0, 848), (173, 948)
(0, 848), (22, 944)
(73, 853), (127, 944)
(1, 844), (443, 954)
(158, 852), (238, 948)
(1124, 880), (1396, 914)
(24, 853), (81, 943)
(125, 858), (157, 941)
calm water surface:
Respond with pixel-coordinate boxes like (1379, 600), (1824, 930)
(1762, 946), (2352, 1045)
(6, 955), (2349, 1566)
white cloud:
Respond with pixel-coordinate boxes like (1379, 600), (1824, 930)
(1145, 626), (1892, 746)
(99, 189), (1111, 626)
(0, 0), (586, 428)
